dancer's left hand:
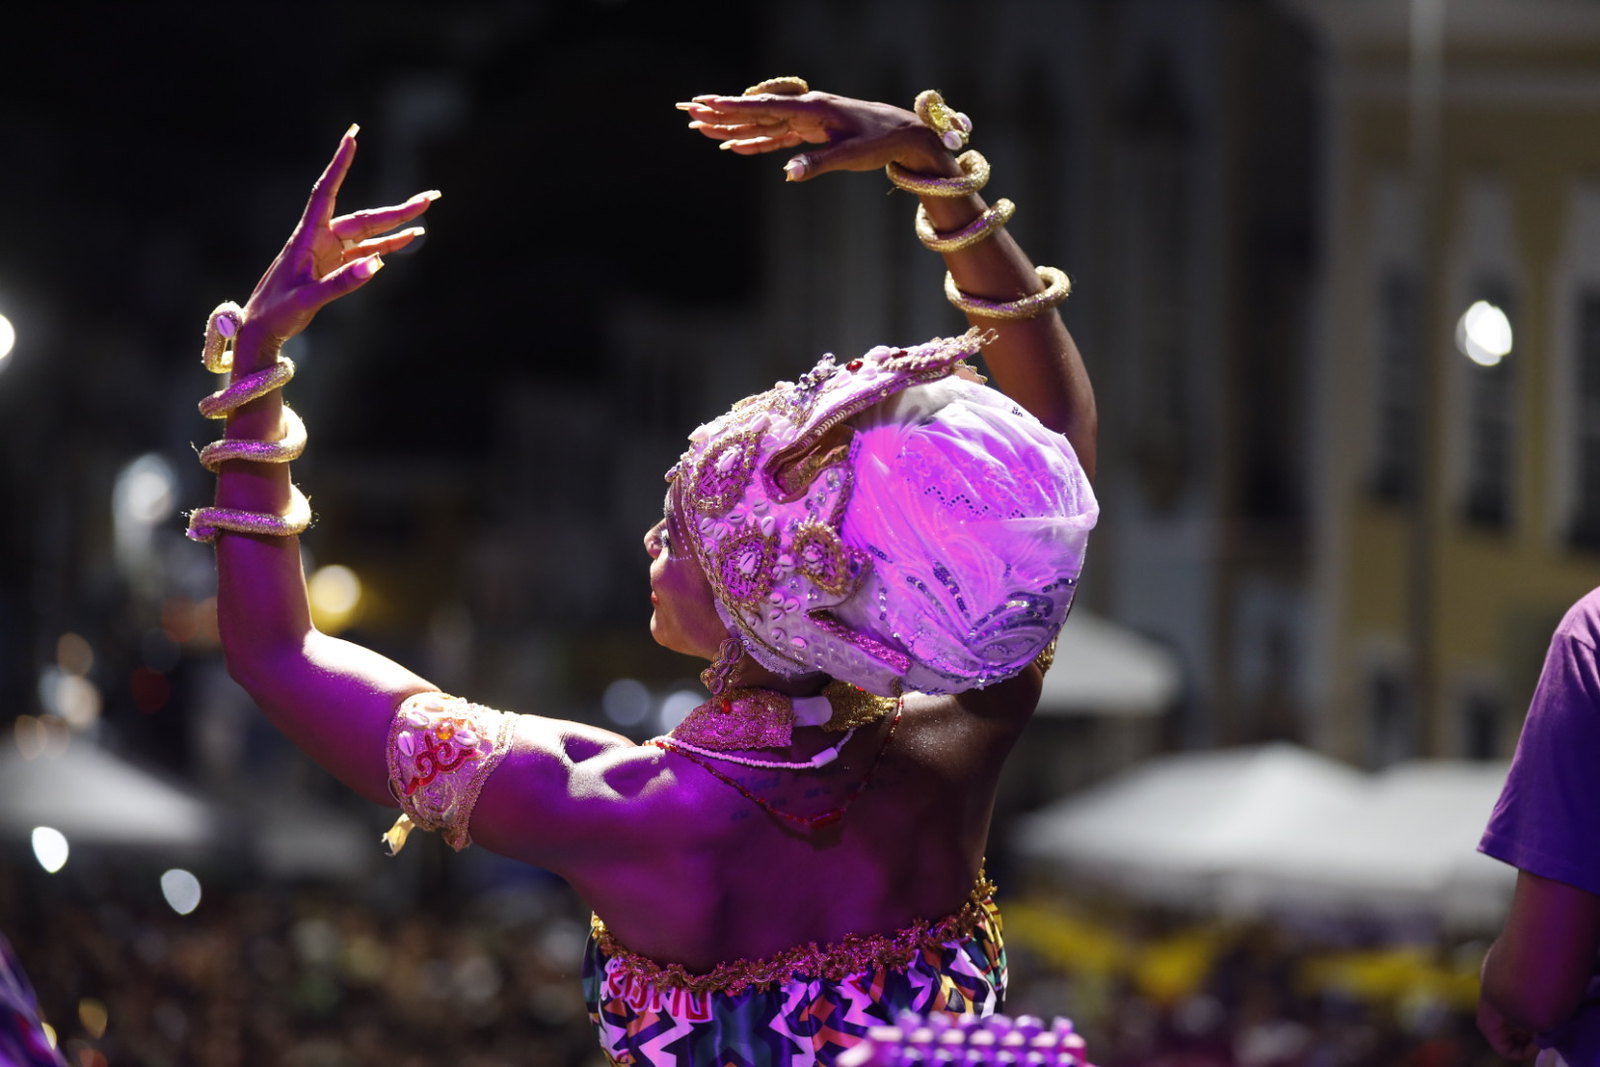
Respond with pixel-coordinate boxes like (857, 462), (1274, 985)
(678, 88), (952, 182)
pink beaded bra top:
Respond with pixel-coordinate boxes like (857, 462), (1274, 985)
(666, 330), (1098, 697)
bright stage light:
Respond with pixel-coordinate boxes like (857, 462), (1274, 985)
(31, 826), (68, 873)
(0, 313), (14, 364)
(1456, 300), (1513, 367)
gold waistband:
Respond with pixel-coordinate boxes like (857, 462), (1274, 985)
(589, 875), (998, 997)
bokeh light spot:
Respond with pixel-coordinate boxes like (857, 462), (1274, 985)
(32, 826), (68, 873)
(602, 678), (651, 727)
(112, 454), (179, 527)
(39, 668), (102, 731)
(77, 998), (108, 1040)
(308, 565), (363, 633)
(56, 632), (93, 676)
(1455, 300), (1513, 367)
(658, 689), (702, 732)
(160, 869), (202, 915)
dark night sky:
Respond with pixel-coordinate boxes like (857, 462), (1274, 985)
(0, 2), (761, 388)
(0, 2), (776, 716)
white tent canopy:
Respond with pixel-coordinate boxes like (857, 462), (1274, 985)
(1014, 743), (1366, 903)
(1037, 609), (1182, 717)
(0, 739), (217, 848)
(1014, 742), (1516, 924)
(1216, 759), (1514, 926)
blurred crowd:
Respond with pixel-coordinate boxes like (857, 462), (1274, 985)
(4, 859), (1506, 1067)
(6, 865), (600, 1067)
(1002, 887), (1497, 1067)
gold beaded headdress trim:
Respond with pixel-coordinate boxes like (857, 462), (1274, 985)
(666, 332), (994, 693)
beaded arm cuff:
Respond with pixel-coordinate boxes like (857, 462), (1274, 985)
(383, 692), (517, 855)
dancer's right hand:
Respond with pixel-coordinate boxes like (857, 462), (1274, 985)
(241, 125), (438, 356)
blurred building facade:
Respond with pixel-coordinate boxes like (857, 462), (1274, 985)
(755, 0), (1320, 763)
(747, 0), (1600, 773)
(18, 0), (1600, 801)
(1295, 0), (1600, 766)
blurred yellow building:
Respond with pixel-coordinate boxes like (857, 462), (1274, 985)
(1297, 0), (1600, 763)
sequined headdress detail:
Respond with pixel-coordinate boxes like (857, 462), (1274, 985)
(668, 330), (1098, 697)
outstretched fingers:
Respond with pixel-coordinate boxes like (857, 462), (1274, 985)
(717, 130), (808, 155)
(330, 190), (440, 244)
(681, 99), (835, 158)
(687, 118), (780, 141)
(297, 125), (361, 241)
(339, 227), (427, 259)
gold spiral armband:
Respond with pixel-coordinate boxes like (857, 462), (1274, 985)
(944, 265), (1072, 321)
(916, 198), (1015, 253)
(185, 305), (314, 543)
(885, 150), (991, 198)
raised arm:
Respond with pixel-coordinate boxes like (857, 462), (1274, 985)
(201, 127), (442, 805)
(680, 83), (1097, 478)
(198, 129), (681, 873)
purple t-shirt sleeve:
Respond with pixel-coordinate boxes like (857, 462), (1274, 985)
(1480, 588), (1600, 897)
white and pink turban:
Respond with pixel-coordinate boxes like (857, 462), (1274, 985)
(667, 330), (1098, 697)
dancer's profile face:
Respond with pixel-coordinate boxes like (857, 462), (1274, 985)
(644, 502), (727, 660)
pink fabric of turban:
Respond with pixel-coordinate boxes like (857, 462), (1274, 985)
(667, 331), (1098, 697)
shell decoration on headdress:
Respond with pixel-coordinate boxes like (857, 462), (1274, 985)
(667, 330), (1098, 697)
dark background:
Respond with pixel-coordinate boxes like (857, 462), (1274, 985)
(0, 3), (1514, 1066)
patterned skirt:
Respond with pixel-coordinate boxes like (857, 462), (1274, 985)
(581, 885), (1006, 1066)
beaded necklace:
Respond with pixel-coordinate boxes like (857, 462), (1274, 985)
(653, 727), (859, 770)
(651, 701), (902, 830)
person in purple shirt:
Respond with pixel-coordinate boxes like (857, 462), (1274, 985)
(0, 932), (67, 1067)
(1479, 586), (1600, 1062)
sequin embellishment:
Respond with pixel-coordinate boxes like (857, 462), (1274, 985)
(383, 692), (516, 854)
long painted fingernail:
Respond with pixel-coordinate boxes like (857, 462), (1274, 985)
(355, 255), (384, 279)
(346, 122), (360, 139)
(675, 102), (697, 110)
(413, 189), (442, 203)
(719, 140), (736, 151)
(785, 156), (808, 181)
